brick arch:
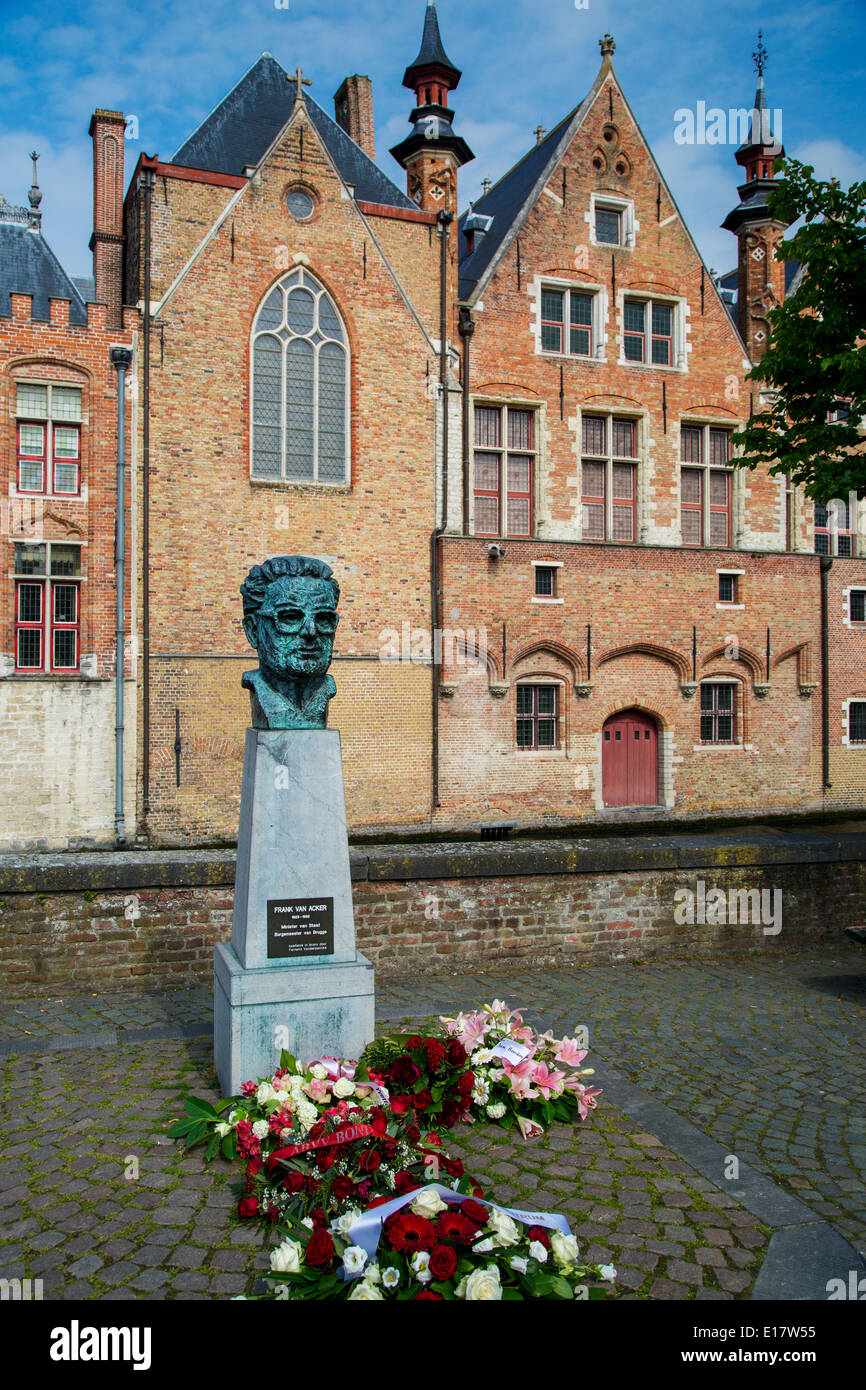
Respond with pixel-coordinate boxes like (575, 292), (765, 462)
(597, 699), (670, 733)
(476, 380), (542, 398)
(580, 392), (644, 410)
(8, 358), (93, 382)
(153, 736), (245, 768)
(448, 632), (501, 683)
(680, 403), (739, 421)
(597, 641), (690, 683)
(511, 640), (585, 684)
(774, 641), (813, 685)
(702, 643), (764, 682)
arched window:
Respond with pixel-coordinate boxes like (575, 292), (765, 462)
(251, 269), (349, 484)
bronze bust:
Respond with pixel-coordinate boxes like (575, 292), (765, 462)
(240, 555), (339, 729)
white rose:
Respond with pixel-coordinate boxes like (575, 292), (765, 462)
(382, 1266), (400, 1289)
(365, 1263), (381, 1286)
(486, 1102), (507, 1120)
(295, 1100), (318, 1129)
(348, 1280), (384, 1300)
(472, 1237), (496, 1253)
(487, 1208), (520, 1247)
(269, 1239), (302, 1274)
(599, 1263), (617, 1281)
(256, 1082), (279, 1106)
(342, 1245), (368, 1277)
(529, 1240), (548, 1263)
(333, 1077), (355, 1099)
(331, 1208), (361, 1240)
(510, 1256), (528, 1275)
(410, 1187), (447, 1219)
(214, 1122), (231, 1138)
(410, 1250), (432, 1284)
(228, 1110), (240, 1124)
(252, 1120), (270, 1140)
(551, 1232), (581, 1268)
(463, 1265), (503, 1300)
(310, 1064), (328, 1080)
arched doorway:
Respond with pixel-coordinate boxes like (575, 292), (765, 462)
(602, 708), (659, 807)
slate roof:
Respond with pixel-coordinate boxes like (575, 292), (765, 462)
(403, 2), (461, 90)
(457, 105), (586, 302)
(172, 54), (415, 211)
(0, 215), (89, 324)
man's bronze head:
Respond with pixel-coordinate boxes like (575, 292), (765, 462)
(241, 556), (340, 681)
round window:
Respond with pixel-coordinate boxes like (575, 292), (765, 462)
(286, 188), (315, 220)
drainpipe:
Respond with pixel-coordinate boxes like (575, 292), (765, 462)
(110, 346), (132, 845)
(458, 305), (474, 534)
(141, 162), (155, 825)
(431, 210), (453, 813)
(820, 555), (833, 791)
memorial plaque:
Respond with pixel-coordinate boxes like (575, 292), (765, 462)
(267, 897), (335, 959)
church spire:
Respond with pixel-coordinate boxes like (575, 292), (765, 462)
(390, 2), (473, 215)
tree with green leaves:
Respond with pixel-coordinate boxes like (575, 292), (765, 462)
(731, 159), (866, 503)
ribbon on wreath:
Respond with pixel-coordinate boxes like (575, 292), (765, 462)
(341, 1182), (573, 1277)
(267, 1123), (375, 1173)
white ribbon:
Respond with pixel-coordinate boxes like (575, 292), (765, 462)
(342, 1183), (572, 1277)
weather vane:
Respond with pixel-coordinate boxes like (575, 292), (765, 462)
(753, 30), (767, 79)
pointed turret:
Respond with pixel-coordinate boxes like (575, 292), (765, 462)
(390, 2), (473, 215)
(722, 33), (792, 361)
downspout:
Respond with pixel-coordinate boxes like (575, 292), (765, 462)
(141, 163), (155, 825)
(431, 209), (453, 813)
(820, 555), (833, 792)
(458, 305), (474, 534)
(110, 347), (132, 845)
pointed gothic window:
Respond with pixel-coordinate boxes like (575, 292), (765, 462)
(251, 270), (349, 484)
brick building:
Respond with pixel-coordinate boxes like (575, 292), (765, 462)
(1, 7), (864, 849)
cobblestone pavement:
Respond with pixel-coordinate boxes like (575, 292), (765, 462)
(0, 943), (863, 1300)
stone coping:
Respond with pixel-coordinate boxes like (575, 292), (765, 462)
(1, 820), (865, 893)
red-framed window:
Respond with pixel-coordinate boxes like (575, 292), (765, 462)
(681, 425), (733, 547)
(623, 299), (676, 366)
(540, 288), (594, 357)
(473, 404), (535, 537)
(581, 415), (638, 542)
(13, 542), (81, 673)
(815, 501), (854, 556)
(700, 682), (738, 744)
(516, 684), (559, 749)
(15, 383), (82, 496)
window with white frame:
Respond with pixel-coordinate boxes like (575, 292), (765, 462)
(680, 424), (734, 547)
(580, 414), (639, 543)
(622, 297), (680, 367)
(251, 269), (349, 485)
(13, 542), (81, 673)
(540, 286), (597, 358)
(850, 590), (866, 624)
(700, 681), (738, 744)
(16, 382), (82, 496)
(848, 701), (866, 743)
(590, 192), (634, 249)
(473, 403), (536, 537)
(814, 501), (854, 556)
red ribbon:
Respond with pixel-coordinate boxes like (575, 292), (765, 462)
(267, 1124), (375, 1172)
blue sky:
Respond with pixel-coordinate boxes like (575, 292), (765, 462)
(1, 0), (863, 282)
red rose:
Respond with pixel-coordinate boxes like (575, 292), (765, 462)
(461, 1198), (488, 1226)
(412, 1089), (432, 1112)
(332, 1176), (354, 1201)
(441, 1101), (463, 1128)
(405, 1123), (421, 1145)
(415, 1289), (444, 1300)
(385, 1212), (436, 1253)
(237, 1196), (259, 1219)
(527, 1226), (550, 1249)
(390, 1094), (412, 1115)
(472, 1185), (485, 1199)
(308, 1121), (326, 1142)
(304, 1175), (320, 1195)
(441, 1157), (464, 1178)
(436, 1211), (478, 1246)
(407, 1035), (424, 1050)
(310, 1207), (328, 1229)
(358, 1149), (381, 1172)
(394, 1171), (419, 1196)
(304, 1229), (335, 1267)
(446, 1039), (467, 1067)
(389, 1056), (421, 1090)
(428, 1244), (458, 1280)
(423, 1132), (442, 1148)
(316, 1150), (336, 1171)
(283, 1171), (305, 1193)
(366, 1195), (392, 1208)
(457, 1070), (475, 1095)
(369, 1109), (389, 1137)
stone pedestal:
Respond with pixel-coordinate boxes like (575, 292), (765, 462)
(214, 728), (375, 1095)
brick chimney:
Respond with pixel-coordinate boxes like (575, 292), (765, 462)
(88, 109), (126, 329)
(334, 76), (375, 160)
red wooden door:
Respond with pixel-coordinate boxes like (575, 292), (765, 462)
(602, 709), (658, 807)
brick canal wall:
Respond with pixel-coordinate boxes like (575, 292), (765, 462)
(1, 823), (863, 995)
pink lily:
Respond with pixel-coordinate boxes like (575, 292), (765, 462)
(565, 1080), (602, 1119)
(517, 1115), (544, 1139)
(555, 1037), (589, 1067)
(503, 1058), (538, 1099)
(532, 1061), (567, 1099)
